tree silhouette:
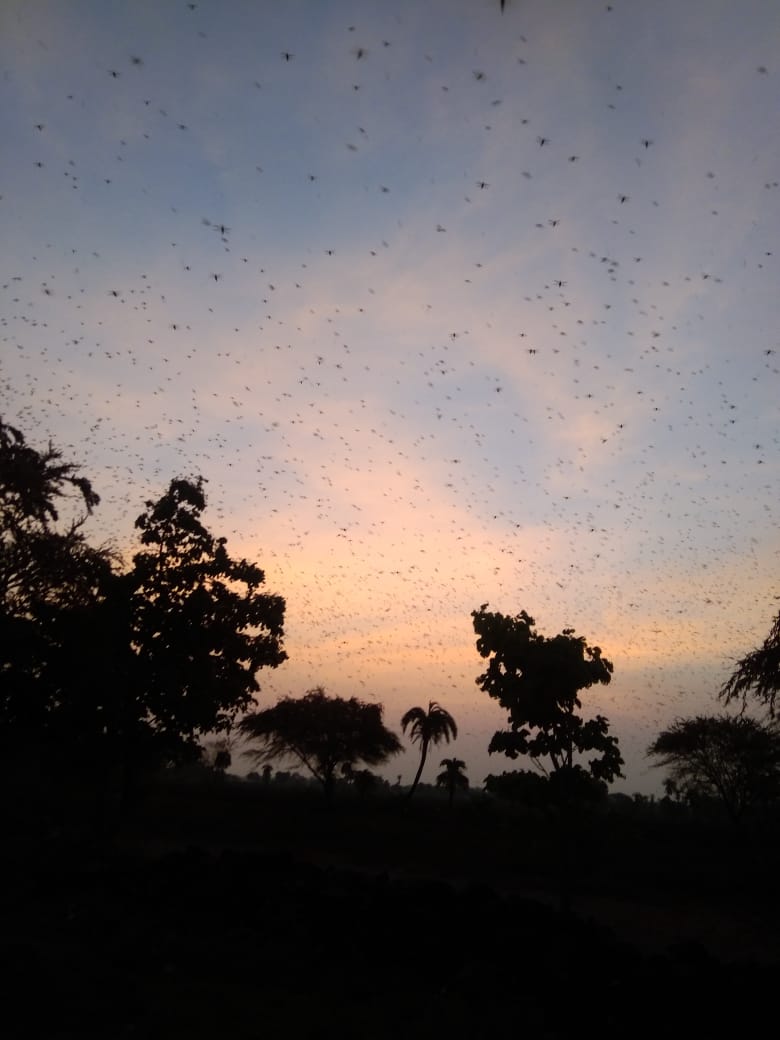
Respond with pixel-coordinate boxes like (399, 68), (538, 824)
(484, 769), (550, 806)
(720, 604), (780, 717)
(401, 701), (458, 799)
(474, 606), (623, 912)
(2, 432), (288, 827)
(130, 477), (287, 762)
(472, 605), (623, 802)
(239, 686), (402, 799)
(436, 757), (469, 808)
(0, 418), (99, 536)
(1, 418), (114, 734)
(342, 763), (384, 797)
(647, 714), (780, 823)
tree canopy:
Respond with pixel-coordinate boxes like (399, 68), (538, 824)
(647, 714), (780, 822)
(130, 476), (287, 755)
(0, 418), (99, 535)
(1, 419), (116, 735)
(1, 420), (287, 790)
(472, 605), (623, 802)
(239, 686), (402, 798)
(720, 605), (780, 717)
(1, 417), (107, 638)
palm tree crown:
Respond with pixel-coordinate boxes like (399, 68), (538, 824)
(401, 700), (457, 799)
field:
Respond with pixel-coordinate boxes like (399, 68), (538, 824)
(1, 773), (777, 1038)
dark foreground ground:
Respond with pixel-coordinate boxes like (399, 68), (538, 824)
(1, 777), (778, 1038)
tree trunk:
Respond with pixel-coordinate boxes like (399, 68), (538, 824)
(407, 740), (428, 799)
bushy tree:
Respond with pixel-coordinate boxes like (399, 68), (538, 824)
(0, 419), (99, 536)
(1, 421), (288, 812)
(0, 418), (114, 734)
(472, 605), (623, 804)
(130, 477), (287, 760)
(53, 477), (286, 775)
(648, 714), (780, 822)
(239, 686), (402, 799)
(342, 763), (386, 797)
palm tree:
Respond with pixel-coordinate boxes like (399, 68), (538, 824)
(401, 701), (457, 799)
(436, 757), (469, 808)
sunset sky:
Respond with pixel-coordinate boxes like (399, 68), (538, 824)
(2, 0), (778, 793)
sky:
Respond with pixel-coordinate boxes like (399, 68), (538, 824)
(1, 0), (778, 795)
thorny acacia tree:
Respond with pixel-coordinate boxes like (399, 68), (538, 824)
(239, 686), (402, 799)
(647, 714), (780, 822)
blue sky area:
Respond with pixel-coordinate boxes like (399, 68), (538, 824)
(2, 0), (779, 792)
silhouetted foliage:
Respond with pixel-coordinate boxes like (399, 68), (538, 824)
(647, 714), (780, 822)
(472, 605), (623, 805)
(1, 423), (287, 826)
(130, 477), (287, 760)
(239, 686), (402, 798)
(47, 477), (287, 788)
(401, 700), (457, 799)
(0, 418), (99, 535)
(0, 419), (115, 735)
(485, 766), (607, 808)
(720, 605), (780, 717)
(436, 756), (469, 807)
(485, 768), (550, 806)
(342, 763), (386, 796)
